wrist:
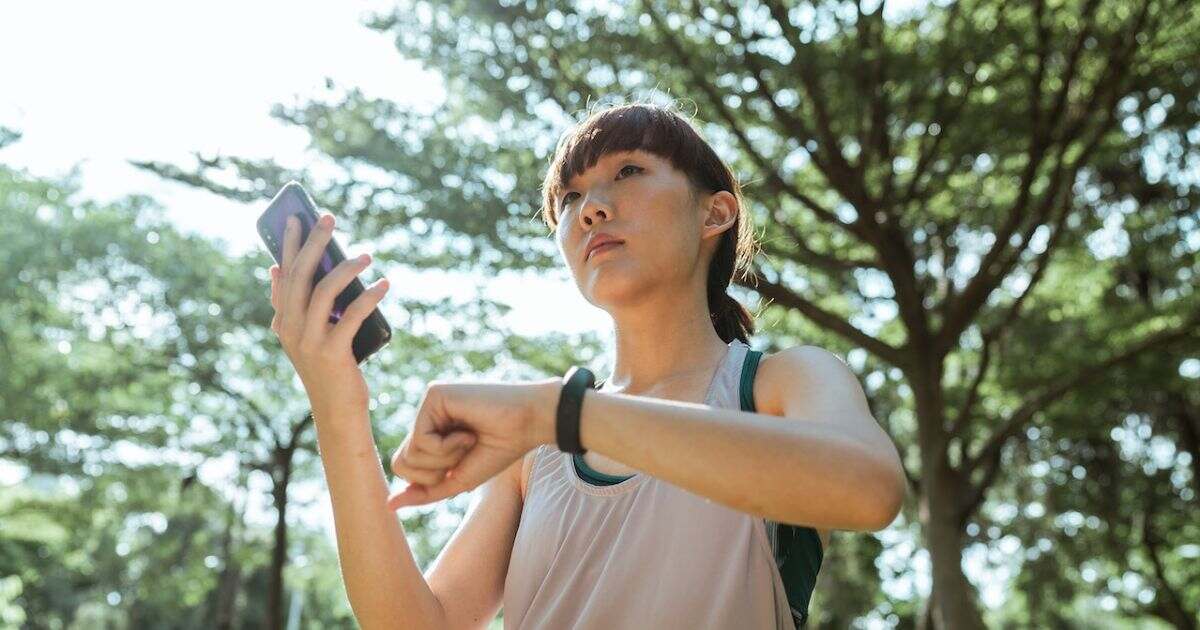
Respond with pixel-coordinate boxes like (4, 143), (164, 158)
(310, 403), (370, 437)
(529, 379), (563, 448)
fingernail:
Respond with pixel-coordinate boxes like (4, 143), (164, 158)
(320, 214), (334, 228)
(357, 253), (370, 264)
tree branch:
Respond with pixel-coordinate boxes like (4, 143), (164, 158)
(965, 311), (1200, 479)
(739, 264), (908, 368)
(901, 0), (989, 206)
(936, 0), (1155, 356)
(201, 374), (280, 448)
(760, 0), (875, 212)
(1140, 482), (1195, 630)
(766, 210), (883, 274)
(287, 410), (314, 451)
(657, 0), (882, 251)
(947, 195), (1072, 441)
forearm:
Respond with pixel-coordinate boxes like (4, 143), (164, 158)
(564, 391), (901, 530)
(313, 407), (447, 630)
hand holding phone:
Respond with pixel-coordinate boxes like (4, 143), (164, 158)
(259, 182), (393, 416)
(258, 182), (392, 364)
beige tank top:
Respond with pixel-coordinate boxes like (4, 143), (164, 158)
(502, 339), (797, 629)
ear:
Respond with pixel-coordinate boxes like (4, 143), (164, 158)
(701, 190), (739, 241)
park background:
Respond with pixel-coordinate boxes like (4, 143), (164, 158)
(1, 0), (1197, 628)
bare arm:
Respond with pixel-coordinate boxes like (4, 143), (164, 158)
(314, 409), (448, 630)
(525, 346), (906, 531)
(423, 452), (527, 630)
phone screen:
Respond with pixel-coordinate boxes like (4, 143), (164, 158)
(257, 181), (392, 363)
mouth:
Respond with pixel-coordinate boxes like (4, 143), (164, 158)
(586, 242), (624, 261)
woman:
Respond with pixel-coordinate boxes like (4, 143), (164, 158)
(268, 102), (906, 629)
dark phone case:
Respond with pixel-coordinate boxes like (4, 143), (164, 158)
(256, 181), (392, 364)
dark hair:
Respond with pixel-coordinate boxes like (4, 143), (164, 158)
(539, 101), (759, 344)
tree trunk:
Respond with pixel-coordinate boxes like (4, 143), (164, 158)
(916, 591), (935, 630)
(921, 467), (987, 630)
(911, 361), (988, 630)
(214, 506), (242, 630)
(1171, 398), (1200, 502)
(265, 446), (295, 630)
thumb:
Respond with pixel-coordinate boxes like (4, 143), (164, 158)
(386, 445), (502, 510)
(385, 481), (431, 511)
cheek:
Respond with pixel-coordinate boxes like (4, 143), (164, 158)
(556, 233), (587, 278)
(640, 210), (699, 260)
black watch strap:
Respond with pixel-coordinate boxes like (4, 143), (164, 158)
(556, 366), (594, 455)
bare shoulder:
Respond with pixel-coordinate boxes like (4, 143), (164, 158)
(754, 344), (869, 419)
(753, 344), (869, 548)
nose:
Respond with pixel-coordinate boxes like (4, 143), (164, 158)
(578, 191), (612, 228)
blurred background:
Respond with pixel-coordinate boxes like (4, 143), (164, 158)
(1, 0), (1197, 628)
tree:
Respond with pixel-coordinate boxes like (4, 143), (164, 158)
(132, 0), (1200, 626)
(0, 154), (529, 627)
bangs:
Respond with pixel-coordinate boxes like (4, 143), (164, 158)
(540, 104), (715, 228)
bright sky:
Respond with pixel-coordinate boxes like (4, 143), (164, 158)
(0, 0), (610, 339)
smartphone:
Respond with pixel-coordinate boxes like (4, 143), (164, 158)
(256, 181), (392, 364)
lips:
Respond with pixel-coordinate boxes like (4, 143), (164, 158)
(587, 241), (623, 260)
(585, 234), (625, 261)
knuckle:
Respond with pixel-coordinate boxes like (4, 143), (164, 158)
(296, 339), (322, 358)
(314, 273), (350, 299)
(414, 469), (445, 486)
(277, 329), (298, 347)
(390, 453), (406, 475)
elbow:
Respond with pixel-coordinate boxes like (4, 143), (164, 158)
(350, 594), (448, 630)
(826, 453), (905, 532)
(859, 459), (906, 532)
(873, 480), (906, 531)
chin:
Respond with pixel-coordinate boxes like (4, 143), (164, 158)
(580, 269), (652, 310)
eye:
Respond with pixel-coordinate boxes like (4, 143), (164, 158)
(559, 164), (643, 218)
(561, 191), (580, 208)
(617, 164), (642, 178)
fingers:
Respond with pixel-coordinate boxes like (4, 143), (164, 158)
(392, 462), (448, 487)
(281, 214), (334, 338)
(277, 215), (303, 338)
(405, 431), (477, 469)
(269, 265), (283, 333)
(391, 429), (474, 470)
(330, 277), (390, 348)
(389, 430), (476, 489)
(304, 253), (373, 337)
(387, 440), (491, 510)
(281, 215), (301, 269)
(269, 265), (281, 310)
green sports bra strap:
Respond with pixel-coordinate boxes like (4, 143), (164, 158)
(739, 349), (763, 413)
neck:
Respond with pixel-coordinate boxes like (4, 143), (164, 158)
(601, 285), (732, 395)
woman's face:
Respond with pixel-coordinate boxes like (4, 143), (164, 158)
(553, 149), (708, 310)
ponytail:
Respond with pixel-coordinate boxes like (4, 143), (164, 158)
(709, 290), (754, 345)
(706, 227), (756, 345)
